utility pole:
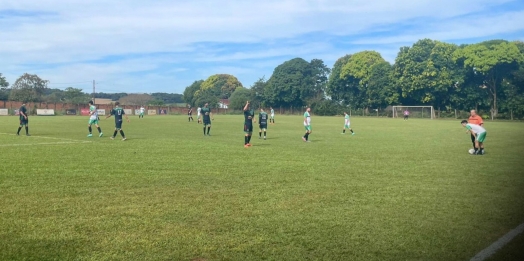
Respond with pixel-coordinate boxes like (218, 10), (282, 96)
(92, 80), (95, 104)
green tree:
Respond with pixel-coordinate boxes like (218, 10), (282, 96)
(199, 74), (243, 99)
(310, 59), (331, 100)
(453, 41), (524, 118)
(119, 94), (153, 105)
(249, 77), (267, 109)
(229, 87), (251, 110)
(264, 58), (315, 108)
(183, 80), (204, 106)
(0, 73), (9, 100)
(9, 73), (49, 102)
(367, 61), (397, 107)
(326, 55), (352, 105)
(64, 87), (90, 104)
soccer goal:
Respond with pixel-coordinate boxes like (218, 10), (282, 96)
(392, 106), (435, 119)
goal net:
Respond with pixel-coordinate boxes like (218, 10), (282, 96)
(392, 106), (435, 119)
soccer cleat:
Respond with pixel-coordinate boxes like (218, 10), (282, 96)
(244, 144), (249, 148)
(352, 133), (355, 136)
(302, 137), (306, 142)
(247, 143), (252, 147)
(87, 134), (93, 137)
(122, 138), (126, 141)
(264, 136), (266, 140)
(99, 132), (103, 137)
(110, 137), (115, 140)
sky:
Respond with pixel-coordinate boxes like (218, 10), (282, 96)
(1, 0), (524, 94)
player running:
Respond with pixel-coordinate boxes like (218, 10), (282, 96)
(461, 120), (487, 155)
(201, 103), (213, 136)
(342, 112), (355, 135)
(302, 107), (312, 142)
(270, 107), (275, 124)
(16, 103), (30, 136)
(139, 106), (145, 118)
(258, 108), (268, 140)
(197, 106), (202, 124)
(87, 100), (103, 137)
(106, 102), (130, 141)
(243, 101), (255, 147)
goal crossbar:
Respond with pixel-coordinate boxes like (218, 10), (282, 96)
(392, 106), (435, 119)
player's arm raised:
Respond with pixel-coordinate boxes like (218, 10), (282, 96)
(243, 101), (249, 111)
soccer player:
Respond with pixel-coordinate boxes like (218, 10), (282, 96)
(468, 110), (483, 149)
(302, 107), (312, 142)
(258, 108), (268, 140)
(461, 120), (487, 155)
(106, 102), (130, 141)
(187, 105), (193, 122)
(243, 101), (255, 147)
(87, 100), (103, 137)
(201, 103), (213, 135)
(16, 103), (30, 136)
(403, 109), (410, 120)
(342, 112), (355, 135)
(270, 107), (275, 124)
(139, 106), (145, 118)
(197, 106), (202, 124)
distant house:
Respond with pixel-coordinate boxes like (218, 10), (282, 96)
(93, 98), (113, 105)
(218, 99), (229, 109)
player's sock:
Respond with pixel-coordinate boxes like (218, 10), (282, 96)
(25, 127), (29, 134)
(97, 127), (102, 133)
(343, 129), (345, 133)
(207, 127), (210, 135)
(203, 127), (206, 135)
(264, 131), (266, 137)
(259, 132), (262, 137)
(88, 126), (92, 133)
(244, 136), (248, 145)
(119, 130), (125, 138)
(247, 135), (252, 143)
(474, 147), (478, 154)
(113, 130), (118, 137)
(350, 129), (354, 133)
(304, 132), (309, 141)
(17, 127), (21, 134)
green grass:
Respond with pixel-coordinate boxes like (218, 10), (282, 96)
(0, 115), (523, 261)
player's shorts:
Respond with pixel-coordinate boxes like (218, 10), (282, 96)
(19, 118), (28, 126)
(476, 132), (487, 143)
(259, 124), (267, 130)
(304, 125), (312, 131)
(88, 119), (99, 125)
(270, 114), (275, 119)
(115, 120), (123, 129)
(203, 119), (211, 126)
(244, 123), (253, 133)
(140, 113), (144, 116)
(344, 124), (350, 129)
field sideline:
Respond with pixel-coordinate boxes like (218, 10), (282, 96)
(1, 115), (523, 261)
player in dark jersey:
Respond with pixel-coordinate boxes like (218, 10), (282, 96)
(105, 102), (130, 141)
(243, 101), (255, 147)
(201, 103), (213, 136)
(188, 105), (194, 122)
(16, 103), (30, 136)
(258, 108), (268, 140)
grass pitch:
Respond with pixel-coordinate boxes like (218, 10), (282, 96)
(0, 115), (523, 261)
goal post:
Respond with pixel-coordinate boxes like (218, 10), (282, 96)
(392, 106), (435, 119)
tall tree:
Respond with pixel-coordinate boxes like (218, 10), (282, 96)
(0, 73), (9, 100)
(309, 59), (331, 100)
(199, 74), (243, 99)
(229, 88), (252, 110)
(183, 80), (204, 106)
(250, 77), (267, 109)
(326, 55), (352, 105)
(453, 41), (524, 118)
(9, 73), (48, 102)
(64, 87), (90, 104)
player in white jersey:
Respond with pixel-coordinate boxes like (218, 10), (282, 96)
(302, 107), (312, 142)
(342, 112), (355, 135)
(197, 107), (202, 124)
(461, 120), (487, 155)
(270, 107), (275, 124)
(87, 100), (103, 137)
(139, 106), (145, 118)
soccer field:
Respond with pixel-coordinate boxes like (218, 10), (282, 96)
(1, 115), (523, 261)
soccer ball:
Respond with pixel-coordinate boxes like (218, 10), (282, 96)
(468, 149), (475, 155)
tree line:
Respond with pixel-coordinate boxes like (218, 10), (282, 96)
(183, 39), (524, 119)
(0, 73), (184, 106)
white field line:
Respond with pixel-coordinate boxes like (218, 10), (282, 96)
(0, 141), (91, 147)
(470, 222), (524, 261)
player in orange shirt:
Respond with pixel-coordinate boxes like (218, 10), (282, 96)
(468, 110), (484, 149)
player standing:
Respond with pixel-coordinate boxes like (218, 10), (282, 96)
(461, 120), (487, 155)
(468, 110), (483, 150)
(197, 106), (202, 124)
(201, 103), (213, 135)
(258, 108), (268, 140)
(106, 102), (130, 141)
(139, 106), (145, 118)
(270, 107), (275, 124)
(188, 105), (193, 122)
(302, 107), (312, 142)
(342, 112), (355, 135)
(243, 101), (255, 147)
(87, 100), (103, 137)
(403, 109), (410, 120)
(16, 103), (30, 136)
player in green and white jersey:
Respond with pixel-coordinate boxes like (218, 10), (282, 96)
(106, 102), (130, 141)
(139, 106), (145, 118)
(342, 112), (354, 135)
(270, 107), (275, 124)
(461, 120), (487, 155)
(87, 100), (103, 137)
(302, 107), (312, 142)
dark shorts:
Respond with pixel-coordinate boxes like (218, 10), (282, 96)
(203, 120), (211, 126)
(244, 123), (253, 133)
(259, 124), (267, 129)
(19, 118), (28, 125)
(115, 120), (123, 129)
